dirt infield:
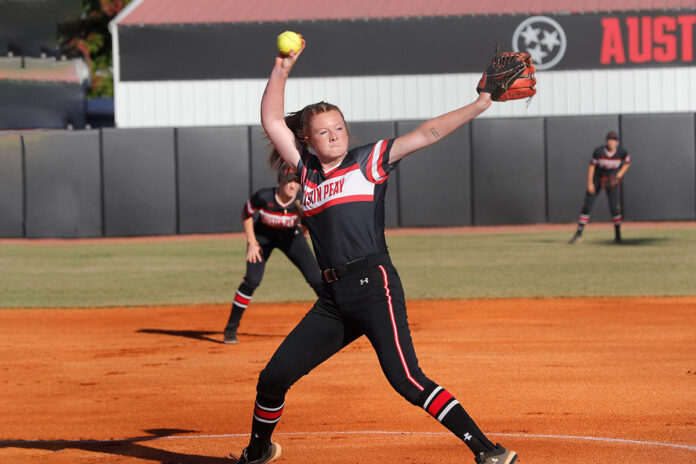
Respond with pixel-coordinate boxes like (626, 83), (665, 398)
(1, 297), (695, 463)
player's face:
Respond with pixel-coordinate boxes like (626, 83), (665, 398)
(305, 110), (349, 163)
(606, 139), (618, 151)
(279, 179), (300, 199)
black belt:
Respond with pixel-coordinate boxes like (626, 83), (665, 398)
(322, 253), (389, 283)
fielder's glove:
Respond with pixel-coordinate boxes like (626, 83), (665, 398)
(477, 51), (537, 101)
(601, 175), (622, 191)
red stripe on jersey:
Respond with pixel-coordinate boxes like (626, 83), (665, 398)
(365, 144), (377, 183)
(303, 194), (373, 217)
(365, 141), (388, 183)
(258, 209), (300, 229)
(427, 390), (453, 416)
(325, 164), (360, 180)
(305, 178), (318, 189)
(253, 406), (283, 421)
(373, 175), (388, 185)
(234, 294), (250, 305)
(379, 265), (424, 392)
(375, 141), (388, 178)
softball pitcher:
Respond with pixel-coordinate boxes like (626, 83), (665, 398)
(230, 41), (523, 464)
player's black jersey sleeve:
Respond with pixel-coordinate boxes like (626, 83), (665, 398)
(353, 139), (399, 184)
(243, 189), (265, 218)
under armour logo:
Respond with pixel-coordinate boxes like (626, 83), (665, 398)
(492, 459), (499, 463)
(360, 278), (369, 285)
(463, 433), (472, 441)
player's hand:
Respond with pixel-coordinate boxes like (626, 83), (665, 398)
(476, 92), (493, 110)
(275, 38), (305, 75)
(587, 183), (596, 195)
(247, 241), (263, 263)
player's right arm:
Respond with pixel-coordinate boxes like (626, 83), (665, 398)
(587, 164), (596, 194)
(261, 45), (306, 170)
(242, 214), (262, 263)
(242, 192), (263, 263)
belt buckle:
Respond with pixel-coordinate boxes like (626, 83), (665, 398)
(323, 268), (338, 283)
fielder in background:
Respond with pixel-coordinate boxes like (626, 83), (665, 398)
(569, 131), (631, 244)
(223, 166), (322, 344)
(230, 36), (534, 464)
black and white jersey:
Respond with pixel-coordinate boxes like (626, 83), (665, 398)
(590, 145), (631, 176)
(244, 187), (302, 239)
(297, 139), (398, 270)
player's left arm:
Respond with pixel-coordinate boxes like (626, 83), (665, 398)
(617, 156), (631, 180)
(390, 93), (492, 163)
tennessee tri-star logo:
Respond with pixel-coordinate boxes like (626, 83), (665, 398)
(512, 15), (567, 70)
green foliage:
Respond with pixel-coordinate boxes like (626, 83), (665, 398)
(0, 226), (694, 308)
(58, 0), (132, 98)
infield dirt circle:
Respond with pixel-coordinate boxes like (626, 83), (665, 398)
(1, 297), (694, 463)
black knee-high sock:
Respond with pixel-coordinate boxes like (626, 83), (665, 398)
(576, 214), (590, 234)
(613, 215), (622, 240)
(419, 385), (495, 455)
(245, 393), (284, 459)
(226, 282), (255, 329)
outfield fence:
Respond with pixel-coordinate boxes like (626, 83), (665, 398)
(0, 112), (694, 238)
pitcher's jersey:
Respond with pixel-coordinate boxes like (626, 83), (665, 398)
(591, 145), (631, 176)
(244, 187), (301, 239)
(297, 139), (398, 270)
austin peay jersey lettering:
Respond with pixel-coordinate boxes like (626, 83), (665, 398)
(297, 139), (398, 270)
(590, 145), (631, 176)
(244, 188), (301, 234)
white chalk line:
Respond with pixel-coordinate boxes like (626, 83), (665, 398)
(1, 431), (695, 452)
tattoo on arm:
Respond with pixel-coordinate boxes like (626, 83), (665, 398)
(429, 127), (441, 139)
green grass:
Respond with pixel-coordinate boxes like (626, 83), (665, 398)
(1, 226), (694, 308)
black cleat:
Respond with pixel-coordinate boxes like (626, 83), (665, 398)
(569, 232), (583, 244)
(233, 442), (282, 464)
(474, 443), (518, 464)
(223, 327), (238, 344)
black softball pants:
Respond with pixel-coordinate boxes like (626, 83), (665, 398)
(244, 229), (322, 292)
(580, 176), (622, 218)
(257, 255), (430, 404)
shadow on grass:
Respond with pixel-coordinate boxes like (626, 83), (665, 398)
(0, 428), (236, 463)
(137, 329), (286, 344)
(523, 237), (670, 246)
(596, 237), (669, 246)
